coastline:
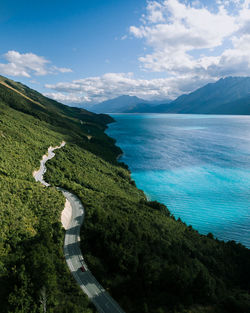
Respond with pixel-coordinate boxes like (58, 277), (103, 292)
(105, 113), (250, 248)
(106, 120), (152, 203)
(39, 114), (250, 313)
(116, 153), (123, 161)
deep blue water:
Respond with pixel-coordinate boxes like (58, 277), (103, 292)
(106, 114), (250, 248)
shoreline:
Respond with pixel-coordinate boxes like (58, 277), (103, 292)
(116, 153), (123, 161)
(106, 122), (152, 204)
(105, 114), (250, 249)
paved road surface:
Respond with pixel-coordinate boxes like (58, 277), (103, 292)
(33, 143), (125, 313)
(62, 189), (125, 313)
(33, 142), (66, 186)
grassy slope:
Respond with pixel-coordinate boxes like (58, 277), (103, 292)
(0, 76), (249, 313)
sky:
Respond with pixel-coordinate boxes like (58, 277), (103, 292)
(1, 0), (250, 106)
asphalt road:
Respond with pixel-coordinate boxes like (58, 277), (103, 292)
(33, 143), (125, 313)
(33, 142), (66, 186)
(62, 189), (125, 313)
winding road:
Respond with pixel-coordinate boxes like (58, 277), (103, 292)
(33, 143), (125, 313)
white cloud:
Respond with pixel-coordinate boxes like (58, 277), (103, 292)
(44, 92), (90, 104)
(0, 50), (72, 77)
(45, 0), (250, 105)
(147, 1), (165, 23)
(17, 0), (250, 106)
(130, 0), (250, 77)
(45, 72), (214, 104)
(43, 1), (250, 105)
(52, 66), (73, 73)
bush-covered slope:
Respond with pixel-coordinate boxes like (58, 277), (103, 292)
(45, 142), (250, 313)
(0, 81), (112, 312)
(0, 75), (249, 313)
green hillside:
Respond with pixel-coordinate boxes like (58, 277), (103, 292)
(0, 76), (249, 313)
(0, 76), (115, 313)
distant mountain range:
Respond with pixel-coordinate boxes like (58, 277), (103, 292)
(88, 95), (171, 113)
(153, 77), (250, 115)
(85, 77), (250, 115)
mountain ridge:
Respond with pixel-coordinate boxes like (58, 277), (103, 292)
(84, 77), (250, 114)
(152, 77), (250, 114)
(88, 94), (171, 113)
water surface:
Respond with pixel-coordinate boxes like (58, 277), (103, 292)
(107, 114), (250, 248)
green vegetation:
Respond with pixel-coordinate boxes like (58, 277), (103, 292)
(0, 77), (101, 312)
(0, 75), (249, 313)
(45, 141), (250, 313)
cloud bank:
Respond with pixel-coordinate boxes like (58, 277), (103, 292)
(45, 72), (213, 104)
(0, 51), (72, 78)
(130, 0), (250, 77)
(46, 0), (250, 104)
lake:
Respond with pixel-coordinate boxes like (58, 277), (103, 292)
(106, 114), (250, 248)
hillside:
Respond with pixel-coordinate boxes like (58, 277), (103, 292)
(153, 77), (250, 114)
(0, 77), (103, 313)
(0, 75), (249, 313)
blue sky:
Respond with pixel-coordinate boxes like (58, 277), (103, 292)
(1, 0), (250, 105)
(0, 1), (146, 78)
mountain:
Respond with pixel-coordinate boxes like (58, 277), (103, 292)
(122, 99), (172, 113)
(0, 75), (250, 313)
(89, 95), (146, 113)
(88, 77), (250, 114)
(153, 77), (250, 114)
(89, 95), (171, 113)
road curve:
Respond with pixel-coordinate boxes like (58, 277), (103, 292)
(33, 143), (125, 313)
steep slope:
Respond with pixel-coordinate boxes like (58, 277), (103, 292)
(0, 75), (113, 125)
(46, 140), (250, 313)
(213, 95), (250, 115)
(0, 93), (97, 313)
(0, 75), (121, 313)
(0, 75), (249, 313)
(154, 77), (250, 114)
(0, 76), (120, 162)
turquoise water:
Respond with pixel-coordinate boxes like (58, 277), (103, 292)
(106, 114), (250, 248)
